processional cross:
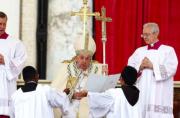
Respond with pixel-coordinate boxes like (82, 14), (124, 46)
(71, 0), (100, 50)
(96, 6), (112, 64)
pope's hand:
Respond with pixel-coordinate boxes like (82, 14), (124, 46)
(63, 88), (70, 95)
(72, 90), (88, 100)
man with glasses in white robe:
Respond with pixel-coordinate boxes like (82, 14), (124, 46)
(128, 22), (178, 118)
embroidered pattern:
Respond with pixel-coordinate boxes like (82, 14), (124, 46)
(159, 65), (168, 79)
(66, 61), (99, 89)
(147, 104), (173, 114)
(67, 61), (98, 78)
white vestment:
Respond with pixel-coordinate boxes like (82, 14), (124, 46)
(128, 45), (178, 118)
(10, 84), (70, 118)
(88, 88), (142, 118)
(0, 36), (27, 116)
(51, 61), (103, 118)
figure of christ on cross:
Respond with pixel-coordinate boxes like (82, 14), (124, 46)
(96, 6), (112, 65)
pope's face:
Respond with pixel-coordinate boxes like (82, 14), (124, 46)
(142, 26), (158, 45)
(0, 17), (7, 36)
(75, 52), (92, 71)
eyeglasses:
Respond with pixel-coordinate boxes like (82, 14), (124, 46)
(141, 33), (153, 39)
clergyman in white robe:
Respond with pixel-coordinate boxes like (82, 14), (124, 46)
(128, 22), (178, 118)
(10, 84), (70, 118)
(0, 34), (27, 116)
(128, 43), (178, 118)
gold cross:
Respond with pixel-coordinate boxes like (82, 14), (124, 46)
(96, 6), (112, 65)
(71, 0), (100, 50)
(96, 6), (112, 41)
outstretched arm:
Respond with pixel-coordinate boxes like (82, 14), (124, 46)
(88, 91), (114, 118)
(46, 86), (70, 115)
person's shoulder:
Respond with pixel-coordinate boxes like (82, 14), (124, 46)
(161, 44), (174, 49)
(133, 46), (147, 53)
(105, 88), (123, 97)
(37, 84), (51, 90)
(35, 85), (54, 95)
(11, 88), (22, 99)
(39, 84), (63, 95)
(92, 60), (101, 65)
(61, 59), (75, 67)
(107, 88), (122, 92)
(62, 57), (76, 64)
(160, 44), (175, 52)
(7, 35), (20, 41)
(7, 35), (22, 44)
(137, 45), (147, 50)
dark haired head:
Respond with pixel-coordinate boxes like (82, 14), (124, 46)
(0, 11), (7, 19)
(22, 66), (38, 82)
(121, 66), (137, 85)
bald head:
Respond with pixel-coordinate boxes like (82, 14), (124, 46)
(143, 22), (159, 35)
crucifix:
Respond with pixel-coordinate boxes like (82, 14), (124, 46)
(71, 0), (100, 50)
(96, 6), (112, 65)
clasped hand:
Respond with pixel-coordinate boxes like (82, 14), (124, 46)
(139, 57), (153, 71)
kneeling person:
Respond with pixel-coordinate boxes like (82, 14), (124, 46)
(87, 66), (141, 118)
(10, 66), (70, 118)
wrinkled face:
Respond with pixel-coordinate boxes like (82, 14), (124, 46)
(0, 17), (7, 36)
(75, 52), (92, 71)
(141, 26), (158, 45)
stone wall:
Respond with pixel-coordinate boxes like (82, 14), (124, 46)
(47, 0), (93, 80)
(21, 0), (37, 67)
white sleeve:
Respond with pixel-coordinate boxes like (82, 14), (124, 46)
(153, 47), (178, 81)
(128, 49), (141, 72)
(46, 87), (70, 115)
(4, 41), (27, 80)
(88, 92), (114, 118)
(9, 96), (15, 118)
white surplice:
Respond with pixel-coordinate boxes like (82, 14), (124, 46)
(10, 85), (70, 118)
(0, 36), (27, 116)
(128, 45), (178, 118)
(51, 61), (103, 118)
(88, 88), (141, 118)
